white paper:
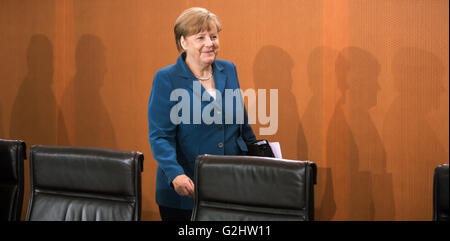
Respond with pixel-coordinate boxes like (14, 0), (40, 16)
(269, 142), (282, 158)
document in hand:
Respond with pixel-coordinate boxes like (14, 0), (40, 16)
(268, 142), (282, 158)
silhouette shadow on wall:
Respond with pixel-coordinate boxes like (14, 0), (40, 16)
(383, 47), (446, 219)
(10, 35), (64, 146)
(253, 45), (307, 160)
(304, 46), (338, 220)
(62, 34), (116, 149)
(9, 34), (69, 220)
(327, 47), (395, 220)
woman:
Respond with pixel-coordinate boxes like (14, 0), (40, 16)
(148, 7), (256, 221)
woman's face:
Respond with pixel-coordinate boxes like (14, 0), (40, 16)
(181, 23), (220, 66)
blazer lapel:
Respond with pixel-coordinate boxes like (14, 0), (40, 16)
(213, 61), (226, 97)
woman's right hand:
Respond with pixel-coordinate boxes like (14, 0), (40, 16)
(172, 174), (195, 199)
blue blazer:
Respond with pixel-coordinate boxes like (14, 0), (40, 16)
(148, 52), (256, 210)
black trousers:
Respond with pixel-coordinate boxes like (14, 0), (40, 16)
(159, 205), (192, 221)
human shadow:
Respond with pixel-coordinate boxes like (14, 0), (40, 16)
(252, 45), (308, 160)
(383, 47), (446, 220)
(10, 35), (58, 146)
(62, 34), (117, 149)
(327, 47), (395, 220)
(9, 34), (68, 220)
(303, 46), (338, 220)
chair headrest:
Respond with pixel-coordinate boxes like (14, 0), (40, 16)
(30, 145), (143, 196)
(195, 154), (316, 210)
(0, 139), (26, 182)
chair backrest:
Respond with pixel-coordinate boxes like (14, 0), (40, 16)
(26, 145), (144, 221)
(0, 139), (26, 221)
(192, 154), (317, 221)
(433, 164), (449, 221)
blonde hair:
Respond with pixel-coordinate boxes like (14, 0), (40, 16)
(174, 7), (222, 52)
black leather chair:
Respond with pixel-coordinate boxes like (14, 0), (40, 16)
(433, 164), (449, 221)
(192, 155), (317, 221)
(0, 139), (26, 221)
(26, 145), (144, 221)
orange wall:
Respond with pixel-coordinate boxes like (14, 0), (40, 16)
(0, 0), (448, 221)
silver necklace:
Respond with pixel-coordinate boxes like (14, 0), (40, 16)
(197, 71), (213, 81)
